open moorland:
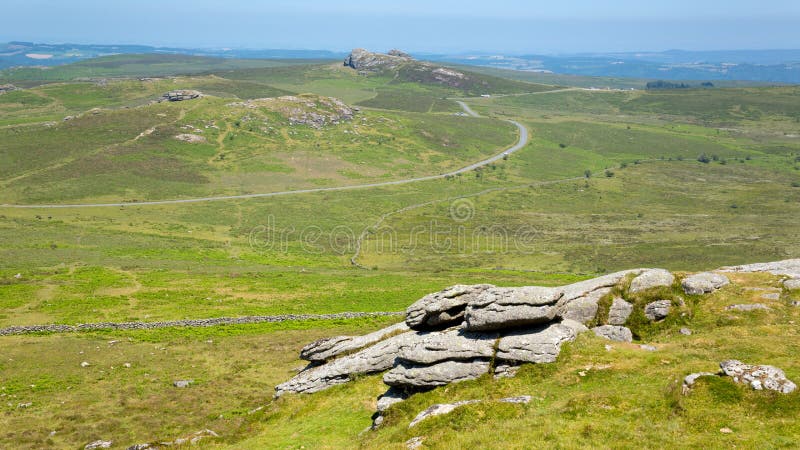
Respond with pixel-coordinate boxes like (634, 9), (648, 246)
(1, 51), (799, 448)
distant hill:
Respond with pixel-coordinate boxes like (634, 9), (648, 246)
(425, 49), (800, 84)
(0, 41), (343, 69)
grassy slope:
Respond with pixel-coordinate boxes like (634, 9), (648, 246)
(1, 57), (800, 448)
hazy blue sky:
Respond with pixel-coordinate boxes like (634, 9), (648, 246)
(2, 0), (799, 53)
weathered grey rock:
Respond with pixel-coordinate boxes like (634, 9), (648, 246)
(560, 318), (590, 334)
(384, 359), (491, 388)
(300, 321), (409, 362)
(496, 323), (577, 364)
(558, 287), (610, 324)
(629, 269), (674, 293)
(493, 363), (520, 379)
(408, 400), (481, 428)
(388, 49), (412, 58)
(792, 301), (800, 307)
(173, 380), (193, 388)
(376, 387), (408, 413)
(0, 84), (17, 94)
(644, 300), (672, 321)
(592, 325), (633, 342)
(397, 328), (497, 365)
(344, 48), (411, 71)
(679, 327), (692, 336)
(558, 269), (643, 301)
(720, 360), (797, 394)
(640, 344), (657, 351)
(85, 441), (112, 450)
(681, 372), (717, 394)
(725, 304), (769, 312)
(785, 278), (800, 290)
(406, 436), (425, 449)
(682, 272), (730, 295)
(607, 297), (634, 325)
(464, 286), (560, 331)
(761, 292), (781, 301)
(275, 331), (419, 396)
(405, 284), (493, 330)
(162, 90), (201, 102)
(719, 259), (800, 279)
(499, 395), (532, 404)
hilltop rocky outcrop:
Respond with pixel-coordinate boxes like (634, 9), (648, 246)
(228, 94), (355, 129)
(0, 84), (18, 94)
(342, 48), (479, 90)
(275, 259), (799, 428)
(161, 90), (201, 102)
(344, 48), (412, 71)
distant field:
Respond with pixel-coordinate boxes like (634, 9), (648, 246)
(0, 53), (330, 86)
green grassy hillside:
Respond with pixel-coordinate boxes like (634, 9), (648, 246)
(0, 54), (799, 449)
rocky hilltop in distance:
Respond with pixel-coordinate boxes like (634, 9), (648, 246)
(344, 48), (413, 71)
(343, 48), (481, 91)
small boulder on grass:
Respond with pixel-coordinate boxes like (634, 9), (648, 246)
(629, 269), (675, 293)
(720, 360), (796, 394)
(644, 300), (672, 321)
(682, 272), (730, 295)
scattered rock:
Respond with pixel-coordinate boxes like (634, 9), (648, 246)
(682, 272), (730, 295)
(644, 300), (672, 321)
(300, 321), (409, 362)
(123, 363), (132, 368)
(464, 286), (560, 331)
(376, 387), (408, 413)
(607, 297), (633, 325)
(720, 360), (796, 393)
(720, 427), (733, 434)
(792, 301), (800, 307)
(496, 323), (577, 364)
(725, 304), (769, 312)
(17, 402), (32, 408)
(408, 400), (481, 428)
(384, 359), (491, 389)
(85, 441), (112, 450)
(592, 325), (633, 342)
(0, 84), (18, 94)
(173, 380), (193, 388)
(682, 372), (717, 394)
(679, 328), (692, 336)
(629, 269), (674, 293)
(499, 395), (531, 404)
(640, 344), (657, 351)
(230, 95), (354, 129)
(784, 278), (800, 290)
(405, 284), (493, 330)
(719, 259), (800, 278)
(80, 361), (90, 368)
(493, 363), (520, 379)
(761, 292), (780, 301)
(406, 436), (425, 449)
(174, 133), (206, 143)
(13, 273), (22, 279)
(162, 90), (201, 102)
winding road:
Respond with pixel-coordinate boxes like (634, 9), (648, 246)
(0, 102), (528, 209)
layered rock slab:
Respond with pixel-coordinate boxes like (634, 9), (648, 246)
(405, 284), (493, 330)
(383, 359), (492, 388)
(496, 322), (577, 364)
(300, 321), (409, 362)
(275, 330), (419, 396)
